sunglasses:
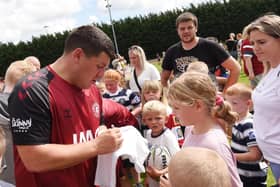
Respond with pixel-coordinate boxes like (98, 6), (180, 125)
(128, 45), (140, 51)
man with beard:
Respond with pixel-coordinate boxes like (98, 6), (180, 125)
(161, 12), (240, 92)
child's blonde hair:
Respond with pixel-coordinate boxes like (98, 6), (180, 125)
(141, 80), (168, 106)
(187, 61), (209, 74)
(225, 83), (252, 101)
(167, 72), (237, 126)
(168, 147), (231, 187)
(4, 60), (36, 86)
(103, 69), (122, 82)
(142, 100), (167, 117)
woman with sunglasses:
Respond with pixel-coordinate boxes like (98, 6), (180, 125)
(128, 45), (160, 93)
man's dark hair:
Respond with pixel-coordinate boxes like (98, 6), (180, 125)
(176, 12), (198, 28)
(64, 25), (115, 59)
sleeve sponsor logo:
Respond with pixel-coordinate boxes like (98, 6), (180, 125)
(11, 118), (32, 132)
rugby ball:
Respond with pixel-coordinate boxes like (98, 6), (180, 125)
(146, 145), (172, 170)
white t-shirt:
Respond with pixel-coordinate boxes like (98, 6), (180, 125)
(146, 128), (180, 156)
(129, 62), (160, 92)
(95, 126), (149, 187)
(252, 64), (280, 164)
(146, 128), (180, 187)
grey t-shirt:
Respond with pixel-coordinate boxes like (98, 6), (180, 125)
(0, 180), (15, 187)
(0, 93), (15, 184)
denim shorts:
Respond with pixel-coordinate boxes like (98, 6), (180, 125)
(270, 162), (280, 182)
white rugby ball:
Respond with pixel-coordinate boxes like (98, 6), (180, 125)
(147, 145), (172, 170)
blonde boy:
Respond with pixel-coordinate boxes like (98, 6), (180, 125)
(24, 56), (41, 70)
(225, 83), (267, 186)
(186, 61), (209, 74)
(167, 147), (231, 187)
(4, 60), (37, 92)
(142, 100), (179, 187)
(0, 60), (36, 184)
(186, 61), (220, 90)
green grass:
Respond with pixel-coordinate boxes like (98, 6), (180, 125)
(267, 167), (277, 186)
(238, 69), (250, 85)
(150, 58), (162, 72)
(149, 59), (277, 186)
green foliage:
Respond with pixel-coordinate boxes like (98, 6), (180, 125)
(0, 31), (68, 76)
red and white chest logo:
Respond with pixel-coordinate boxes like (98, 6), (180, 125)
(92, 102), (100, 118)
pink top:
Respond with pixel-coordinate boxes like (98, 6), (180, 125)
(183, 125), (243, 187)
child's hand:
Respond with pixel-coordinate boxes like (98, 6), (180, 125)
(159, 174), (171, 187)
(146, 166), (161, 180)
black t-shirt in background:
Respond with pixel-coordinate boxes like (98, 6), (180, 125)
(162, 38), (230, 78)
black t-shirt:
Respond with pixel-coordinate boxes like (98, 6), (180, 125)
(162, 38), (230, 78)
(225, 39), (238, 52)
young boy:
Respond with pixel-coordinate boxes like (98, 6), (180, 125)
(0, 60), (36, 184)
(186, 61), (220, 93)
(186, 61), (209, 74)
(225, 83), (267, 187)
(102, 69), (141, 115)
(166, 147), (231, 187)
(142, 100), (180, 187)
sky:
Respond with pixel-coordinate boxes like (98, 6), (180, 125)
(0, 0), (212, 44)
